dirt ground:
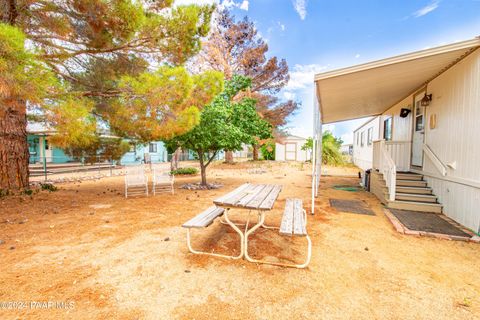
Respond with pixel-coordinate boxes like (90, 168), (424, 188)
(0, 161), (479, 320)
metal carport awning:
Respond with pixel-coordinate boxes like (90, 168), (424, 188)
(314, 38), (480, 124)
(310, 37), (480, 215)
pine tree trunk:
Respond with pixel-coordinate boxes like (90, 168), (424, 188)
(252, 144), (259, 160)
(0, 101), (29, 190)
(225, 150), (234, 164)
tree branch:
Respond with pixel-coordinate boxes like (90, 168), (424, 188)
(205, 150), (218, 167)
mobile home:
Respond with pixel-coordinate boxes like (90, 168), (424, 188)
(312, 38), (480, 234)
(352, 117), (381, 171)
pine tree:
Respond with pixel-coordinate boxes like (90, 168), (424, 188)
(0, 1), (218, 190)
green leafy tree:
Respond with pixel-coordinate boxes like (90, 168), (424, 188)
(195, 10), (299, 162)
(1, 1), (216, 190)
(302, 132), (344, 165)
(167, 75), (272, 186)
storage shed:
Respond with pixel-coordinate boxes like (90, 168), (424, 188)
(275, 135), (310, 161)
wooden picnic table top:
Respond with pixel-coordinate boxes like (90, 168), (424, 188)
(213, 183), (282, 211)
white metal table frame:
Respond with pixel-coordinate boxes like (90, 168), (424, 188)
(213, 183), (283, 262)
(186, 209), (245, 260)
(244, 208), (312, 268)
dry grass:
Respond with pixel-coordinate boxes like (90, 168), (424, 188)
(0, 161), (478, 319)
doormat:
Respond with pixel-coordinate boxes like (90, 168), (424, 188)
(388, 209), (472, 238)
(333, 185), (360, 192)
(329, 199), (375, 215)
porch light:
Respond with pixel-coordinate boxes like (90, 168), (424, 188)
(421, 93), (432, 106)
(400, 108), (411, 118)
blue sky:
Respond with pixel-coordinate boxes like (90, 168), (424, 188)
(179, 0), (480, 144)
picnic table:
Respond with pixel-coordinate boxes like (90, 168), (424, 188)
(213, 183), (282, 259)
(182, 183), (311, 268)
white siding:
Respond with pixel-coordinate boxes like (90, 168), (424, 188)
(381, 95), (413, 141)
(424, 49), (480, 182)
(381, 49), (480, 233)
(425, 177), (480, 234)
(352, 117), (381, 171)
(275, 143), (285, 161)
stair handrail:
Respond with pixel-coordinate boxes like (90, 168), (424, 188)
(423, 144), (447, 176)
(379, 140), (397, 201)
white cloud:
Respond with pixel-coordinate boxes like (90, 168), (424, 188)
(278, 21), (286, 31)
(413, 0), (440, 18)
(239, 0), (249, 10)
(284, 64), (329, 92)
(220, 0), (249, 10)
(221, 0), (236, 8)
(355, 53), (360, 59)
(292, 0), (307, 20)
(283, 91), (296, 100)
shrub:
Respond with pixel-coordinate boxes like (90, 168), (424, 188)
(40, 183), (58, 192)
(260, 139), (275, 160)
(170, 167), (198, 175)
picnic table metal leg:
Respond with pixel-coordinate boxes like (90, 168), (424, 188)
(186, 209), (244, 260)
(244, 210), (312, 269)
(244, 211), (266, 263)
(261, 222), (279, 230)
(219, 218), (247, 227)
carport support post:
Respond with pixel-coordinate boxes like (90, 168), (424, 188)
(311, 133), (316, 215)
(311, 91), (322, 215)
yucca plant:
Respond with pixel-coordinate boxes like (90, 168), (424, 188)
(302, 131), (344, 166)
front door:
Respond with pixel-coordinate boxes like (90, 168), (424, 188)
(411, 92), (426, 167)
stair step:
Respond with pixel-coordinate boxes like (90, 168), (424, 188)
(395, 186), (433, 195)
(396, 179), (427, 187)
(395, 193), (437, 203)
(396, 173), (423, 181)
(388, 200), (442, 213)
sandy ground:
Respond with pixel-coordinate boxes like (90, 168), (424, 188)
(0, 161), (478, 320)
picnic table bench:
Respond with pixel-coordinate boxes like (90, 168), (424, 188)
(181, 184), (311, 268)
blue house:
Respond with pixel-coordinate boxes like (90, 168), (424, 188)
(120, 141), (168, 165)
(27, 123), (71, 164)
(27, 122), (168, 165)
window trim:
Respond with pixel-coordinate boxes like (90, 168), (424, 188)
(367, 127), (373, 145)
(149, 142), (158, 153)
(383, 117), (393, 141)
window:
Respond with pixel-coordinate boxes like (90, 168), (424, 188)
(356, 132), (360, 146)
(360, 131), (365, 147)
(367, 127), (373, 145)
(149, 143), (158, 153)
(384, 118), (392, 141)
